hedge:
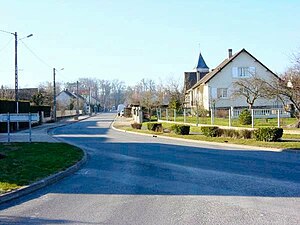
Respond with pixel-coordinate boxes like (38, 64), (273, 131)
(147, 123), (163, 132)
(171, 124), (190, 135)
(131, 123), (142, 129)
(200, 126), (220, 137)
(253, 127), (283, 142)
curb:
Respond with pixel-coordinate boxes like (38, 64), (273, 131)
(47, 115), (93, 136)
(0, 147), (87, 205)
(111, 120), (282, 152)
(0, 116), (92, 205)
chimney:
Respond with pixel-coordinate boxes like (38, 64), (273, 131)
(228, 49), (233, 58)
(196, 71), (200, 82)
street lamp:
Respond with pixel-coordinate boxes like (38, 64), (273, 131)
(53, 68), (64, 122)
(0, 30), (33, 130)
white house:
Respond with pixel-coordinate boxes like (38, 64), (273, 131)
(56, 89), (85, 110)
(184, 48), (280, 110)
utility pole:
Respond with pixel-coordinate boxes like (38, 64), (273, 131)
(53, 68), (56, 121)
(76, 81), (79, 119)
(0, 30), (32, 130)
(89, 87), (91, 115)
(14, 32), (19, 130)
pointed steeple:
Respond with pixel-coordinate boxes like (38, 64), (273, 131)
(195, 52), (209, 73)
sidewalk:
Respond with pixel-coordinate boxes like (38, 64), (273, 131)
(0, 115), (90, 143)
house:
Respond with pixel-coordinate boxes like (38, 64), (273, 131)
(56, 89), (85, 110)
(0, 87), (38, 101)
(184, 49), (279, 111)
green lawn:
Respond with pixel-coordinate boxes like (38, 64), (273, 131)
(117, 122), (300, 150)
(0, 143), (83, 194)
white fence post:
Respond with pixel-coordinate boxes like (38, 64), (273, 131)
(277, 109), (280, 128)
(251, 109), (254, 128)
(166, 109), (169, 121)
(211, 109), (214, 125)
(229, 109), (231, 127)
(174, 109), (176, 122)
(184, 108), (186, 123)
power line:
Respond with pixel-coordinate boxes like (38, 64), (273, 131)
(0, 37), (13, 53)
(19, 39), (53, 69)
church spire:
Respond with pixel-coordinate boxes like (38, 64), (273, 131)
(195, 52), (209, 73)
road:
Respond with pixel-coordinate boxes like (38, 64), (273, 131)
(1, 113), (300, 224)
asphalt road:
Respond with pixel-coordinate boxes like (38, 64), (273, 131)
(1, 113), (300, 225)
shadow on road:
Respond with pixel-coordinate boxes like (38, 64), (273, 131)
(1, 115), (300, 212)
(0, 216), (99, 225)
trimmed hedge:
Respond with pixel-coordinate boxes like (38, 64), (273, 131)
(201, 126), (253, 139)
(200, 126), (220, 137)
(131, 123), (142, 129)
(253, 127), (283, 142)
(147, 122), (163, 132)
(171, 124), (190, 135)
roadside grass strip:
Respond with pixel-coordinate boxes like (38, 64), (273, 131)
(0, 143), (83, 194)
(117, 123), (300, 150)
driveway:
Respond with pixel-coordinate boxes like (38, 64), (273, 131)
(1, 113), (300, 224)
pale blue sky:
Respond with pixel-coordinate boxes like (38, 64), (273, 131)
(0, 0), (299, 88)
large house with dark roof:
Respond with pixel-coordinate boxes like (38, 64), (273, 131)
(184, 48), (279, 110)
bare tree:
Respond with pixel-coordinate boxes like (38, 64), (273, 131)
(232, 75), (269, 109)
(264, 54), (300, 127)
(0, 85), (15, 100)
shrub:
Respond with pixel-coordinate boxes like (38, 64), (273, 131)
(253, 127), (283, 142)
(239, 129), (253, 139)
(221, 129), (240, 138)
(216, 109), (229, 118)
(239, 109), (252, 125)
(171, 124), (190, 135)
(201, 126), (220, 137)
(131, 123), (142, 129)
(147, 122), (163, 132)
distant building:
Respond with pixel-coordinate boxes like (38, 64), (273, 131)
(0, 87), (38, 101)
(56, 89), (85, 110)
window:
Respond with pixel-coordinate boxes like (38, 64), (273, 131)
(232, 67), (256, 78)
(217, 88), (228, 98)
(238, 67), (250, 77)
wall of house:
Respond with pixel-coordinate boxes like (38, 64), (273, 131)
(203, 51), (278, 110)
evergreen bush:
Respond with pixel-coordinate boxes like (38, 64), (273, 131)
(239, 109), (252, 125)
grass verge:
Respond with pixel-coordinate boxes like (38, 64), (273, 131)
(0, 143), (83, 194)
(116, 123), (300, 150)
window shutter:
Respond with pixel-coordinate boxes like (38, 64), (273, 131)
(232, 67), (238, 78)
(249, 67), (256, 76)
(211, 87), (217, 99)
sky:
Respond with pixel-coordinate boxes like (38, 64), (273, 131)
(0, 0), (300, 89)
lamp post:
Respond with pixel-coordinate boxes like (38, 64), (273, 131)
(53, 68), (64, 121)
(0, 30), (33, 130)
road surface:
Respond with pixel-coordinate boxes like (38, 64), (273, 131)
(1, 113), (300, 224)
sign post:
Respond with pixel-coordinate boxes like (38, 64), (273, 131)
(0, 113), (39, 142)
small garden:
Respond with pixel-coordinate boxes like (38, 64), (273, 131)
(125, 120), (300, 149)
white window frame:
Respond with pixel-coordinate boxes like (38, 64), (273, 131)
(217, 88), (228, 99)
